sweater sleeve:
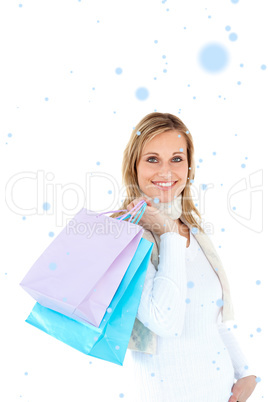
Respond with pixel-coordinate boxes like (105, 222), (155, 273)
(217, 318), (258, 380)
(136, 231), (188, 337)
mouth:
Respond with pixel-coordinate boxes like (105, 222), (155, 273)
(151, 180), (178, 190)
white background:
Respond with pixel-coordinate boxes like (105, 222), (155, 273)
(0, 0), (267, 401)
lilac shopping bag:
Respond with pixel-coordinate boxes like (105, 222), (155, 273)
(20, 200), (147, 327)
(25, 237), (153, 366)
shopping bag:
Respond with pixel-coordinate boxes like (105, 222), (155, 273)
(25, 237), (153, 366)
(20, 200), (147, 327)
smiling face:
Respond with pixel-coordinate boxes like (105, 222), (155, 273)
(136, 130), (189, 203)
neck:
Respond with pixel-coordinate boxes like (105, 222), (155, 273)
(140, 191), (183, 220)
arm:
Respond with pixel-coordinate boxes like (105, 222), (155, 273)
(217, 316), (258, 380)
(136, 231), (188, 337)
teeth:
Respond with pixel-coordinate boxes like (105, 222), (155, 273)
(153, 181), (175, 187)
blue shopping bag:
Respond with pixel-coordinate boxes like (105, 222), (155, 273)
(25, 237), (153, 366)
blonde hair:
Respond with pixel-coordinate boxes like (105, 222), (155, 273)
(110, 112), (204, 233)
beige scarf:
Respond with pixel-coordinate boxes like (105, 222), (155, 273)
(127, 193), (235, 354)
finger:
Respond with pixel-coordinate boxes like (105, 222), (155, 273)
(138, 197), (152, 206)
(127, 197), (152, 210)
(228, 395), (238, 402)
(228, 390), (241, 402)
(126, 199), (145, 212)
(126, 202), (134, 211)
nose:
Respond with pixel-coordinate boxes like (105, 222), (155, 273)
(158, 163), (172, 179)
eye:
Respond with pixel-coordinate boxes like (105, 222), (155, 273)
(146, 156), (182, 163)
(147, 157), (158, 163)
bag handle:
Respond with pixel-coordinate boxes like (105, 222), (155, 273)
(119, 201), (147, 224)
(96, 200), (147, 224)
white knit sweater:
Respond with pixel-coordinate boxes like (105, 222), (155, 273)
(125, 231), (257, 402)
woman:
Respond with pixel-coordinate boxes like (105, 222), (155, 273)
(111, 112), (258, 402)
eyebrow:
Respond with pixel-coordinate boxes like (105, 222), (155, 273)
(142, 151), (185, 156)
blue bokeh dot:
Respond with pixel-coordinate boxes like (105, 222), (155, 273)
(108, 190), (112, 194)
(43, 202), (51, 211)
(96, 161), (100, 165)
(154, 40), (158, 44)
(49, 262), (57, 271)
(216, 299), (224, 307)
(191, 227), (198, 234)
(241, 163), (246, 168)
(199, 43), (229, 72)
(135, 87), (149, 101)
(119, 394), (125, 398)
(261, 64), (267, 70)
(256, 328), (261, 333)
(48, 232), (54, 237)
(225, 25), (231, 31)
(187, 281), (195, 288)
(115, 67), (123, 75)
(256, 280), (261, 285)
(44, 97), (49, 101)
(8, 133), (12, 137)
(185, 298), (191, 304)
(229, 32), (238, 41)
(231, 0), (239, 3)
(255, 377), (261, 383)
(154, 197), (160, 204)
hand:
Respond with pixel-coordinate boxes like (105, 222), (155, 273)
(228, 375), (258, 402)
(126, 197), (179, 237)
